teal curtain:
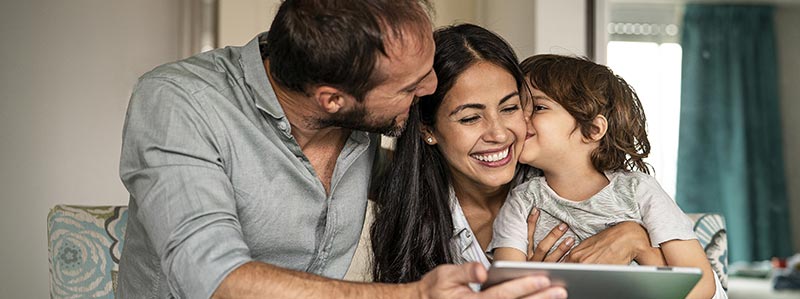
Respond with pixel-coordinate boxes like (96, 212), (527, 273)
(677, 4), (793, 263)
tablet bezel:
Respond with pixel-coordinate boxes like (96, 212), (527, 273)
(483, 261), (702, 299)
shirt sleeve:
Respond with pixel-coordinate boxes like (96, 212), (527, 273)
(635, 174), (696, 247)
(488, 183), (533, 254)
(120, 77), (253, 299)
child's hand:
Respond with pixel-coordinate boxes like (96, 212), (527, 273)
(526, 208), (575, 262)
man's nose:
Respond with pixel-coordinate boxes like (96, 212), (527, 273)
(415, 71), (438, 97)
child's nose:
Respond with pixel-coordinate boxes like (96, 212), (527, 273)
(526, 117), (535, 135)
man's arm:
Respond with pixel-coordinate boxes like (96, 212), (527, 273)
(212, 261), (412, 298)
(122, 77), (258, 298)
(212, 261), (568, 299)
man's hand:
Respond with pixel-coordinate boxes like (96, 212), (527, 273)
(416, 262), (567, 299)
(564, 222), (664, 265)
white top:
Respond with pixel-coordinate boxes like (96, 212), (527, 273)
(489, 170), (727, 298)
(449, 186), (492, 270)
(490, 171), (696, 254)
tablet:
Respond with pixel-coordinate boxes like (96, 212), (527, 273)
(483, 261), (702, 299)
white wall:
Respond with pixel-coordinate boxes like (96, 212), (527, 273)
(775, 5), (800, 253)
(0, 1), (183, 297)
(431, 0), (481, 27)
(434, 0), (583, 61)
(218, 0), (281, 47)
(477, 0), (539, 59)
(532, 0), (587, 57)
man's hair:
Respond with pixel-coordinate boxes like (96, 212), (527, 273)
(265, 0), (433, 101)
(521, 54), (651, 174)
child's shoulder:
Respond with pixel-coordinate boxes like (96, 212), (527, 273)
(608, 170), (660, 197)
(609, 170), (669, 200)
(609, 170), (657, 184)
(511, 174), (547, 195)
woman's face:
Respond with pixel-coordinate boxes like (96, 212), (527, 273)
(428, 61), (527, 190)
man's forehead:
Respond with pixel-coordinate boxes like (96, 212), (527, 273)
(382, 26), (434, 58)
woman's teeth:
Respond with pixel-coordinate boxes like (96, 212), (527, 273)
(472, 147), (509, 162)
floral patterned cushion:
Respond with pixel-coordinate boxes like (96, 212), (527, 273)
(47, 205), (127, 299)
(687, 213), (728, 290)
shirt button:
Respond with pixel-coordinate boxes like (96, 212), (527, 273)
(278, 121), (289, 132)
(465, 231), (472, 238)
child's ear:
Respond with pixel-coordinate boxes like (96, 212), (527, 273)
(420, 125), (438, 145)
(311, 85), (349, 114)
(588, 114), (608, 142)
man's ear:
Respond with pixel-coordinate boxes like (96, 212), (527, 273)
(420, 125), (438, 145)
(311, 85), (348, 114)
(587, 114), (608, 143)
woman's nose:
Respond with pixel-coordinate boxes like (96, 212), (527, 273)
(483, 119), (510, 144)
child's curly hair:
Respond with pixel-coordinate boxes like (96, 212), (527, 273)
(520, 54), (651, 174)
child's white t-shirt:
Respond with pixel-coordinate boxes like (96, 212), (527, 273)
(488, 170), (728, 298)
(489, 171), (696, 256)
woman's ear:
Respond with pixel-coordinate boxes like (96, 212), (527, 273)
(311, 85), (348, 114)
(420, 126), (438, 145)
(588, 114), (608, 142)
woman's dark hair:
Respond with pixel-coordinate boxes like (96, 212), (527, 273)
(370, 23), (527, 283)
(521, 54), (651, 174)
(266, 0), (432, 101)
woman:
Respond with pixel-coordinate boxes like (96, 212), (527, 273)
(371, 24), (660, 284)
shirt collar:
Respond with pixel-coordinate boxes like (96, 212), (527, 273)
(449, 185), (473, 253)
(240, 32), (285, 120)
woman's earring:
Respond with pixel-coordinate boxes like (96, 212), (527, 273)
(426, 137), (433, 144)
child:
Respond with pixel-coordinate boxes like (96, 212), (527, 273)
(488, 54), (724, 299)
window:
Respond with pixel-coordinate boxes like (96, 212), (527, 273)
(603, 2), (684, 198)
(607, 41), (681, 198)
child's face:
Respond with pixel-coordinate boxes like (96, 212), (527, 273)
(519, 88), (593, 171)
(428, 61), (527, 190)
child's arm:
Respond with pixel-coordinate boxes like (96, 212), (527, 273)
(494, 247), (527, 261)
(660, 239), (716, 299)
(633, 173), (719, 298)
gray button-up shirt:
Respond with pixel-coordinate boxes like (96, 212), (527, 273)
(117, 33), (378, 299)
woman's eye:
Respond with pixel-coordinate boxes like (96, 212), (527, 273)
(534, 105), (547, 111)
(459, 116), (480, 124)
(501, 105), (520, 113)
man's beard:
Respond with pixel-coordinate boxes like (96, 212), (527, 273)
(314, 104), (407, 137)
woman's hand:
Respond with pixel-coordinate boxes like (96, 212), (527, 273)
(526, 208), (574, 262)
(564, 221), (665, 265)
(417, 262), (567, 299)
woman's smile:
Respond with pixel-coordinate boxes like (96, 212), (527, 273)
(470, 144), (514, 167)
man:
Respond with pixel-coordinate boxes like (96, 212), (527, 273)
(117, 0), (564, 298)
